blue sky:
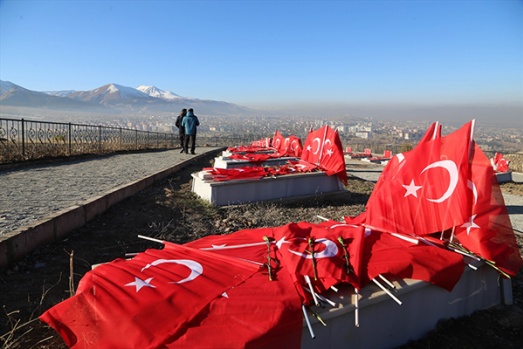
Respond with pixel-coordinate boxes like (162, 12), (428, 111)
(1, 0), (522, 118)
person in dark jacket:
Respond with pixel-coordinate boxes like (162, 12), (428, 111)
(174, 108), (187, 153)
(181, 108), (200, 154)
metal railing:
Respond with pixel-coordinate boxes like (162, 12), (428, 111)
(0, 118), (177, 163)
(2, 117), (522, 172)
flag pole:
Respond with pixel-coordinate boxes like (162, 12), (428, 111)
(138, 235), (164, 244)
(354, 288), (360, 327)
(302, 305), (316, 339)
(372, 278), (402, 305)
(304, 275), (320, 306)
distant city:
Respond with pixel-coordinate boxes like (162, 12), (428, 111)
(1, 80), (521, 154)
(5, 112), (517, 155)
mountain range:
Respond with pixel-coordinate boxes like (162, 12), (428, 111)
(0, 80), (255, 117)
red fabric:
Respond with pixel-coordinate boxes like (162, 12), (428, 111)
(492, 152), (509, 172)
(418, 121), (442, 144)
(229, 152), (279, 164)
(454, 143), (523, 276)
(207, 166), (268, 181)
(250, 137), (272, 148)
(364, 121), (474, 236)
(40, 244), (260, 349)
(362, 229), (465, 291)
(227, 145), (271, 153)
(271, 130), (286, 153)
(286, 135), (304, 157)
(272, 222), (364, 301)
(182, 229), (303, 349)
(301, 126), (347, 185)
(171, 266), (303, 349)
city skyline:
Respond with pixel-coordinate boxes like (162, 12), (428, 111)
(1, 0), (522, 122)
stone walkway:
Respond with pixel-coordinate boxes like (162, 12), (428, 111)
(0, 148), (223, 236)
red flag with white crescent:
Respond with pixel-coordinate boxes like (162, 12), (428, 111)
(364, 121), (475, 236)
(362, 228), (465, 291)
(301, 126), (347, 185)
(272, 222), (364, 300)
(454, 142), (523, 276)
(40, 244), (260, 349)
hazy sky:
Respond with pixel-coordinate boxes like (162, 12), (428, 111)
(1, 0), (522, 118)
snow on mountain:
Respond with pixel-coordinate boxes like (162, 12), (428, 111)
(0, 80), (256, 117)
(65, 83), (153, 105)
(136, 85), (182, 101)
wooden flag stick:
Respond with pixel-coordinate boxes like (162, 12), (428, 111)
(302, 305), (315, 339)
(372, 278), (402, 305)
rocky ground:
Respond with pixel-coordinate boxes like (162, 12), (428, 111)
(1, 153), (522, 348)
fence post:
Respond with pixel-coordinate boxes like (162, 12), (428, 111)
(68, 123), (72, 155)
(135, 129), (138, 150)
(98, 126), (102, 152)
(21, 118), (25, 157)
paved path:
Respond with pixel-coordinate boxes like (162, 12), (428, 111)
(0, 148), (223, 236)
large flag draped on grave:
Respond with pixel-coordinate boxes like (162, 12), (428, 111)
(361, 228), (465, 291)
(301, 125), (347, 185)
(40, 244), (262, 349)
(453, 142), (523, 276)
(364, 121), (475, 236)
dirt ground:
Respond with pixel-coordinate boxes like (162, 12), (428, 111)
(1, 153), (522, 348)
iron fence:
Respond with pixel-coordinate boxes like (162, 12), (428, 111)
(2, 117), (522, 172)
(0, 118), (177, 163)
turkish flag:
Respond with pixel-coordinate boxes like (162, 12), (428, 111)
(250, 137), (272, 148)
(209, 166), (268, 181)
(418, 121), (442, 144)
(454, 142), (523, 276)
(186, 227), (277, 267)
(286, 135), (303, 157)
(362, 229), (465, 291)
(301, 126), (347, 185)
(170, 265), (303, 349)
(272, 130), (286, 154)
(371, 122), (442, 196)
(272, 222), (364, 301)
(364, 121), (475, 236)
(182, 228), (304, 348)
(40, 244), (260, 349)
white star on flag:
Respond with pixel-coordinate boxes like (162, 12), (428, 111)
(125, 277), (156, 292)
(325, 148), (334, 156)
(306, 145), (312, 151)
(402, 179), (423, 198)
(461, 214), (480, 235)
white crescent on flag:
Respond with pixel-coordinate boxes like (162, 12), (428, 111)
(141, 259), (203, 284)
(312, 138), (321, 154)
(287, 238), (338, 259)
(420, 160), (459, 203)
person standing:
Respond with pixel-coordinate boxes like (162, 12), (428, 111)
(181, 108), (200, 154)
(174, 108), (187, 153)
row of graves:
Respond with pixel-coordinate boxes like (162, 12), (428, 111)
(192, 127), (348, 206)
(40, 121), (523, 349)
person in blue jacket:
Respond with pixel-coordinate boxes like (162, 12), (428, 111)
(181, 108), (200, 154)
